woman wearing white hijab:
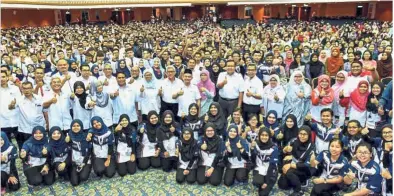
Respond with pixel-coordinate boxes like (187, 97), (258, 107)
(139, 68), (161, 121)
(261, 74), (286, 120)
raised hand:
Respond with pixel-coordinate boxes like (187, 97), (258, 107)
(178, 88), (184, 96)
(246, 89), (253, 97)
(236, 140), (242, 149)
(276, 132), (284, 140)
(70, 93), (76, 99)
(140, 85), (145, 92)
(223, 76), (228, 85)
(158, 87), (163, 96)
(201, 141), (207, 151)
(170, 125), (175, 133)
(42, 147), (47, 155)
(204, 114), (209, 123)
(51, 94), (58, 104)
(128, 77), (135, 84)
(8, 98), (16, 110)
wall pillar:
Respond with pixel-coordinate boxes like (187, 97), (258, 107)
(237, 5), (245, 19)
(173, 7), (182, 20)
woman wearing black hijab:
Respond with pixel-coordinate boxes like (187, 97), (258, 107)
(305, 53), (325, 80)
(203, 102), (227, 138)
(208, 63), (222, 102)
(278, 125), (315, 196)
(157, 110), (180, 172)
(114, 114), (137, 177)
(175, 127), (199, 184)
(365, 81), (385, 137)
(180, 103), (204, 140)
(137, 111), (161, 170)
(196, 123), (225, 186)
(251, 127), (279, 196)
(277, 114), (299, 147)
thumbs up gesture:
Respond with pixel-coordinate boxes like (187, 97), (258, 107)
(8, 98), (16, 110)
(1, 153), (7, 162)
(104, 78), (109, 86)
(284, 145), (292, 153)
(178, 88), (184, 96)
(128, 77), (135, 84)
(65, 74), (71, 81)
(346, 170), (356, 179)
(42, 147), (47, 155)
(65, 133), (70, 143)
(236, 140), (242, 149)
(334, 127), (341, 135)
(246, 89), (253, 97)
(170, 125), (175, 133)
(51, 94), (58, 104)
(274, 93), (279, 101)
(319, 89), (326, 97)
(114, 89), (119, 97)
(70, 93), (76, 99)
(276, 131), (284, 140)
(384, 142), (392, 152)
(86, 133), (92, 141)
(225, 139), (231, 148)
(361, 127), (369, 135)
(115, 124), (123, 132)
(201, 141), (207, 150)
(140, 85), (145, 92)
(223, 76), (228, 85)
(140, 127), (145, 133)
(158, 87), (163, 96)
(305, 113), (312, 121)
(175, 146), (179, 157)
(204, 114), (209, 123)
(339, 89), (344, 97)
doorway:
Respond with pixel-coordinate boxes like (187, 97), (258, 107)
(65, 11), (71, 24)
(300, 7), (311, 21)
(356, 6), (363, 17)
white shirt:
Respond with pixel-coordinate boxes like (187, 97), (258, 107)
(112, 84), (140, 123)
(139, 82), (161, 115)
(217, 72), (245, 99)
(71, 97), (92, 129)
(160, 78), (184, 103)
(76, 76), (98, 95)
(17, 95), (45, 134)
(0, 84), (22, 128)
(243, 75), (263, 105)
(98, 75), (118, 94)
(176, 84), (201, 117)
(43, 90), (73, 130)
(125, 57), (140, 67)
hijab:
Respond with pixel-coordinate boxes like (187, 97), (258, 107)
(180, 127), (196, 162)
(263, 110), (279, 130)
(282, 114), (299, 145)
(95, 81), (109, 107)
(142, 68), (157, 89)
(332, 70), (348, 100)
(157, 110), (177, 141)
(207, 102), (226, 135)
(73, 81), (88, 108)
(208, 63), (222, 84)
(327, 47), (344, 74)
(118, 114), (133, 136)
(350, 80), (370, 112)
(1, 131), (11, 152)
(308, 53), (324, 78)
(256, 127), (274, 150)
(227, 124), (248, 161)
(292, 126), (312, 161)
(202, 123), (221, 153)
(25, 126), (48, 157)
(145, 111), (160, 143)
(197, 70), (215, 100)
(152, 58), (163, 80)
(90, 64), (100, 78)
(315, 74), (334, 105)
(319, 51), (328, 64)
(366, 82), (384, 113)
(377, 52), (393, 78)
(69, 119), (89, 156)
(48, 126), (68, 157)
(90, 116), (109, 136)
(185, 103), (200, 123)
(117, 59), (131, 78)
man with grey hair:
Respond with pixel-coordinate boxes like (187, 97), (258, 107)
(159, 65), (184, 118)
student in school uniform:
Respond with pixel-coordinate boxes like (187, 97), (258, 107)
(1, 132), (21, 194)
(175, 127), (199, 184)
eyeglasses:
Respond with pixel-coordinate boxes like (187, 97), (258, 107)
(383, 132), (392, 135)
(357, 151), (371, 155)
(298, 133), (308, 136)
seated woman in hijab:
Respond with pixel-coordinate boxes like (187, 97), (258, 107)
(226, 108), (245, 136)
(223, 125), (250, 186)
(68, 120), (92, 186)
(137, 111), (162, 170)
(175, 127), (199, 184)
(282, 71), (312, 128)
(1, 132), (20, 194)
(157, 110), (180, 172)
(278, 126), (315, 196)
(251, 127), (279, 196)
(87, 116), (116, 178)
(48, 126), (71, 181)
(20, 126), (55, 187)
(310, 138), (349, 196)
(196, 123), (225, 186)
(202, 102), (227, 139)
(114, 114), (137, 177)
(180, 103), (204, 140)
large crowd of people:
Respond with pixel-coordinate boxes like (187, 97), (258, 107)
(0, 19), (393, 196)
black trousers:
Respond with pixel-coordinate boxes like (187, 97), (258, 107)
(160, 101), (179, 119)
(92, 157), (116, 178)
(278, 168), (309, 192)
(161, 157), (177, 172)
(1, 127), (17, 141)
(117, 161), (137, 177)
(223, 168), (249, 186)
(70, 164), (92, 186)
(137, 157), (161, 170)
(175, 168), (197, 184)
(54, 162), (70, 180)
(311, 183), (341, 196)
(242, 103), (261, 122)
(1, 171), (20, 191)
(196, 166), (224, 186)
(15, 132), (31, 151)
(24, 165), (55, 186)
(218, 97), (238, 119)
(252, 171), (277, 196)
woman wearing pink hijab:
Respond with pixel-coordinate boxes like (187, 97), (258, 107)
(319, 50), (328, 65)
(197, 70), (216, 117)
(331, 70), (348, 127)
(284, 51), (294, 77)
